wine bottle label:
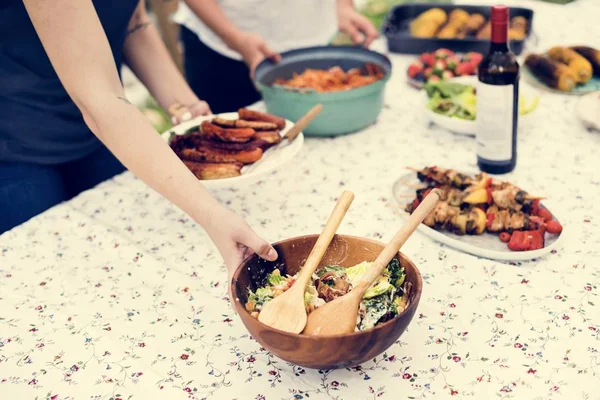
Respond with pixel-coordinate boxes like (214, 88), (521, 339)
(476, 82), (515, 161)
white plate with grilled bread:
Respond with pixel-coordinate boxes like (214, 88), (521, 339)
(392, 171), (564, 262)
(162, 111), (303, 189)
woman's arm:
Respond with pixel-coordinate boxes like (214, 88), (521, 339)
(183, 0), (280, 76)
(123, 1), (207, 119)
(22, 0), (277, 272)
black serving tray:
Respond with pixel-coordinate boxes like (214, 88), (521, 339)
(382, 3), (534, 55)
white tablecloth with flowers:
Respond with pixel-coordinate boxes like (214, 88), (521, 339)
(2, 1), (600, 399)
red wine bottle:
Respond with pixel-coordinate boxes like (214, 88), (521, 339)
(476, 5), (520, 174)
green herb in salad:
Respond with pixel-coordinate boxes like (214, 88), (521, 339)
(245, 260), (410, 332)
(426, 81), (540, 120)
(426, 81), (477, 121)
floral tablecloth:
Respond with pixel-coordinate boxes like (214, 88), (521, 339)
(2, 1), (600, 399)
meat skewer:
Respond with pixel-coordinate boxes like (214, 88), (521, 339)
(406, 198), (539, 235)
(485, 205), (540, 233)
(407, 166), (474, 189)
(407, 179), (543, 213)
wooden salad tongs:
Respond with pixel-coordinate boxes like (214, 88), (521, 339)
(257, 190), (354, 333)
(303, 189), (442, 336)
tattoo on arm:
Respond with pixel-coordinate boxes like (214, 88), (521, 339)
(126, 2), (152, 37)
(126, 21), (152, 36)
(118, 96), (132, 105)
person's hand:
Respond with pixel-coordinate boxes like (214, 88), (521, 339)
(337, 3), (379, 47)
(234, 32), (281, 78)
(168, 100), (211, 125)
(203, 203), (278, 278)
(202, 203), (278, 306)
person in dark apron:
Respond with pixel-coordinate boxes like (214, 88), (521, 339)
(0, 0), (277, 272)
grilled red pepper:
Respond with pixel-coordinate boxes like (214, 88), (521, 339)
(531, 199), (540, 216)
(537, 222), (546, 236)
(507, 230), (544, 251)
(538, 208), (552, 222)
(486, 213), (495, 229)
(411, 198), (420, 210)
(486, 187), (494, 205)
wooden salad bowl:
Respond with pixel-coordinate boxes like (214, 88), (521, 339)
(230, 234), (423, 369)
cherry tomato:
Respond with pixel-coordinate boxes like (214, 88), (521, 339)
(538, 208), (552, 222)
(546, 220), (563, 234)
(407, 61), (424, 79)
(538, 223), (546, 236)
(499, 232), (511, 242)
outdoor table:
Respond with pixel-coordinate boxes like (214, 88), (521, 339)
(1, 0), (599, 398)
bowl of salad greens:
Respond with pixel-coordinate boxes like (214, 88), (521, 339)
(230, 234), (423, 369)
(424, 76), (540, 136)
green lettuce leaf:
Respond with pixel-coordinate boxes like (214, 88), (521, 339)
(455, 91), (476, 119)
(267, 272), (287, 286)
(359, 297), (390, 330)
(425, 81), (471, 99)
(426, 82), (477, 120)
(363, 280), (394, 299)
(304, 291), (314, 305)
(248, 287), (274, 308)
(358, 289), (399, 331)
(316, 265), (345, 277)
(345, 261), (402, 299)
(344, 261), (372, 286)
(387, 259), (406, 291)
(428, 95), (459, 117)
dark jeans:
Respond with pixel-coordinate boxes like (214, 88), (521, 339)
(0, 145), (125, 233)
(181, 26), (261, 114)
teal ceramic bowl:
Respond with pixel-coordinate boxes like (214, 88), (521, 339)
(254, 46), (392, 137)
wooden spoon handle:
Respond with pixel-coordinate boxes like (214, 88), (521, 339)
(285, 104), (323, 142)
(295, 190), (354, 288)
(355, 189), (441, 294)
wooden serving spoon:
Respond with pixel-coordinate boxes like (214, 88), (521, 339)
(257, 190), (355, 333)
(303, 189), (442, 336)
(242, 104), (322, 175)
(282, 104), (323, 143)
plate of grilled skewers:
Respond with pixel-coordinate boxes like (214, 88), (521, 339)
(164, 108), (304, 188)
(393, 166), (564, 261)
